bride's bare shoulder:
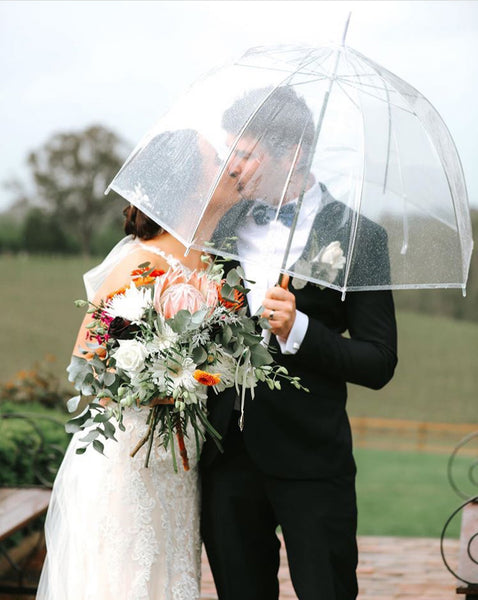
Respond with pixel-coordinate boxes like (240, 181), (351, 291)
(93, 244), (172, 302)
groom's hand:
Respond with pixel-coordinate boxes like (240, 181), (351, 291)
(261, 275), (296, 341)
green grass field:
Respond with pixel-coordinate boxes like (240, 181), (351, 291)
(1, 254), (476, 538)
(355, 447), (465, 538)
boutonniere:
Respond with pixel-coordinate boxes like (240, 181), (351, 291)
(292, 241), (346, 290)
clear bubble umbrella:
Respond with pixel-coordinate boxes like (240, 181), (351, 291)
(107, 30), (473, 296)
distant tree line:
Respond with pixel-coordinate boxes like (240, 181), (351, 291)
(0, 124), (476, 322)
(0, 125), (129, 256)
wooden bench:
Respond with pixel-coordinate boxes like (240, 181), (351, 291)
(0, 488), (52, 595)
(0, 412), (66, 595)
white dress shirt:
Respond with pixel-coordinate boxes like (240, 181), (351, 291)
(236, 182), (324, 354)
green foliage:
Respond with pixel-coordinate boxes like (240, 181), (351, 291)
(0, 215), (23, 252)
(90, 222), (124, 256)
(0, 402), (69, 486)
(21, 207), (79, 254)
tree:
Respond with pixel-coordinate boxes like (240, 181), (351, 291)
(9, 125), (129, 255)
(22, 207), (76, 254)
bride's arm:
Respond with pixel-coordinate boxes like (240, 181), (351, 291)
(72, 248), (170, 358)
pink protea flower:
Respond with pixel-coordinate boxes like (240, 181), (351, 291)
(153, 267), (219, 319)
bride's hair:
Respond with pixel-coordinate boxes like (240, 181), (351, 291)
(121, 128), (202, 241)
(123, 205), (162, 240)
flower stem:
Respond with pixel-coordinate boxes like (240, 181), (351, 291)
(166, 408), (178, 473)
(130, 407), (157, 460)
(174, 415), (189, 471)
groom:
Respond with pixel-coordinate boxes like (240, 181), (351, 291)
(200, 87), (398, 600)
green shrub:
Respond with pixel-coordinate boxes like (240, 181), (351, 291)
(0, 215), (22, 252)
(0, 402), (69, 486)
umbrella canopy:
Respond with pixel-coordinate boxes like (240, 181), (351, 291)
(107, 43), (473, 295)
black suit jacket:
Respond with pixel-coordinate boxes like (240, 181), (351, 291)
(201, 196), (398, 479)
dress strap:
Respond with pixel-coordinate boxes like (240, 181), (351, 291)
(136, 242), (181, 269)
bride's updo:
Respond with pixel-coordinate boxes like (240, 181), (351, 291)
(122, 128), (202, 241)
(123, 205), (162, 240)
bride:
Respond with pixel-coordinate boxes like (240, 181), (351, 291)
(37, 130), (239, 600)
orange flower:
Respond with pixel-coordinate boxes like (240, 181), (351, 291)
(131, 267), (165, 279)
(105, 268), (165, 301)
(193, 370), (221, 386)
(218, 284), (245, 311)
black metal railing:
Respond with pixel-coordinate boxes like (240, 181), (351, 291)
(440, 431), (478, 596)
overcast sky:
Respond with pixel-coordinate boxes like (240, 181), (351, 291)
(1, 0), (477, 211)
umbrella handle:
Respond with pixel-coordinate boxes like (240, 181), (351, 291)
(277, 273), (289, 289)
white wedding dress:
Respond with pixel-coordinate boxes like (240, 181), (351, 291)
(37, 237), (202, 600)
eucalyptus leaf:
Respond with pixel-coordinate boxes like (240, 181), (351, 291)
(93, 412), (111, 423)
(103, 371), (116, 387)
(65, 421), (82, 434)
(192, 346), (207, 364)
(81, 429), (101, 443)
(103, 421), (117, 440)
(74, 299), (89, 308)
(92, 440), (105, 455)
(65, 408), (91, 433)
(66, 356), (91, 384)
(226, 269), (241, 286)
(221, 325), (233, 345)
(220, 283), (234, 301)
(168, 310), (191, 333)
(250, 343), (274, 367)
(66, 395), (81, 413)
(235, 266), (246, 280)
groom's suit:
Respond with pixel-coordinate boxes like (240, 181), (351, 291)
(200, 192), (397, 600)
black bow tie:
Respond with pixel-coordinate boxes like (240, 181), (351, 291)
(251, 202), (296, 227)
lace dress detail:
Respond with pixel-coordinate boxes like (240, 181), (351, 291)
(136, 242), (182, 270)
(37, 399), (202, 600)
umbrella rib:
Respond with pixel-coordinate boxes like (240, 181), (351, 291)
(338, 51), (367, 297)
(338, 78), (417, 115)
(279, 47), (345, 277)
(235, 62), (330, 79)
(334, 80), (361, 110)
(235, 47), (335, 78)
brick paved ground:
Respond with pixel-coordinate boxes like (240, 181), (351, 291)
(200, 535), (460, 600)
(0, 534), (460, 599)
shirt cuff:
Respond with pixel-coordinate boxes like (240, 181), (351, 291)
(277, 310), (309, 354)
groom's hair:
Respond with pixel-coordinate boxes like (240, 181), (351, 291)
(222, 86), (315, 168)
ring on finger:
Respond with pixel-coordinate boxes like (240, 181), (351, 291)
(269, 310), (275, 321)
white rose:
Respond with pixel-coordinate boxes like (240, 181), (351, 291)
(113, 339), (148, 372)
(318, 241), (346, 270)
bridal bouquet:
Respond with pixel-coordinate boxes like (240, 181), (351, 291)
(66, 257), (305, 471)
